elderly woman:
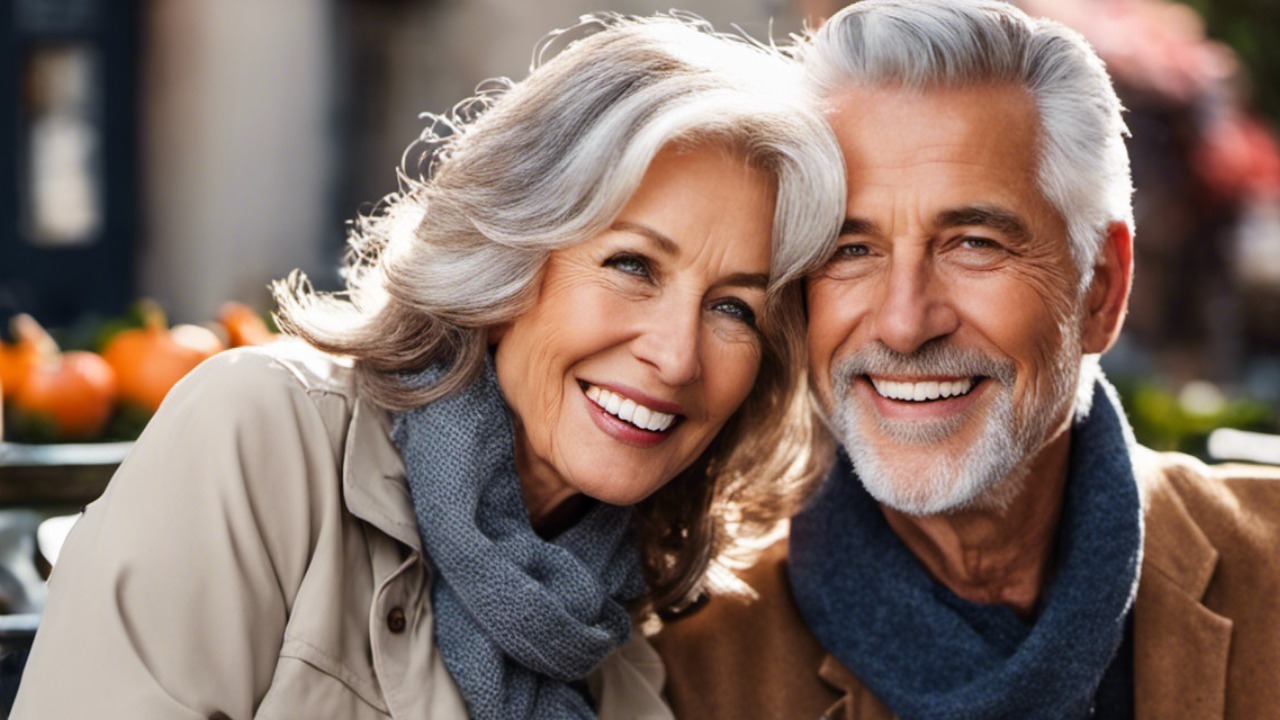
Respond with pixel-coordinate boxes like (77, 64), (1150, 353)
(11, 14), (843, 720)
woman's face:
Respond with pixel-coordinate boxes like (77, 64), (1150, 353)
(493, 144), (775, 521)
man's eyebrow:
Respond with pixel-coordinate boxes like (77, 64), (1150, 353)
(611, 221), (679, 255)
(840, 217), (879, 237)
(936, 205), (1032, 243)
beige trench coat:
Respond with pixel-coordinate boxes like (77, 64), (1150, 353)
(11, 342), (673, 719)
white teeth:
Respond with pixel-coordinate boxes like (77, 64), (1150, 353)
(617, 399), (637, 423)
(870, 377), (975, 402)
(584, 384), (677, 432)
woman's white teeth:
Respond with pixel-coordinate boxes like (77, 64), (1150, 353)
(584, 385), (676, 432)
(870, 377), (975, 402)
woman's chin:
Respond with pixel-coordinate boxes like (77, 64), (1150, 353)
(569, 473), (668, 508)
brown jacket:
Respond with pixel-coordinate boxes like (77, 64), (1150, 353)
(12, 342), (672, 719)
(653, 446), (1280, 720)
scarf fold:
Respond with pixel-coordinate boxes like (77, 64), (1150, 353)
(790, 378), (1143, 720)
(391, 359), (645, 720)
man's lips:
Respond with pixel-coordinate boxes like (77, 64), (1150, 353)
(858, 375), (989, 420)
(868, 375), (978, 402)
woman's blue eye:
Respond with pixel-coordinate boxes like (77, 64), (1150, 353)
(604, 254), (652, 279)
(712, 298), (757, 328)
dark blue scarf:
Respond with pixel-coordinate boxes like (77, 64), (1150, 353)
(391, 359), (645, 720)
(790, 379), (1143, 720)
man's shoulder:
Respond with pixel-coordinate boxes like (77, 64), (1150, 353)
(1133, 446), (1280, 716)
(1137, 444), (1280, 609)
(651, 538), (844, 719)
(1137, 445), (1280, 536)
(652, 540), (802, 653)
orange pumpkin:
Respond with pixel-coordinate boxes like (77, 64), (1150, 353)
(218, 302), (278, 347)
(14, 351), (118, 439)
(0, 314), (59, 397)
(102, 303), (225, 414)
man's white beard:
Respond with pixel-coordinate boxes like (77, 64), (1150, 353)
(826, 331), (1080, 516)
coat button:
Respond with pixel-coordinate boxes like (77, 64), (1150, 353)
(386, 606), (407, 634)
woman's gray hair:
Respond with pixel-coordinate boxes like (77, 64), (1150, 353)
(275, 12), (844, 408)
(800, 0), (1133, 288)
(274, 13), (845, 611)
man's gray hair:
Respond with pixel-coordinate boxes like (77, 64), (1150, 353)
(276, 13), (846, 407)
(800, 0), (1133, 285)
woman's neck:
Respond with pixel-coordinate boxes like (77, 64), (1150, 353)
(513, 432), (588, 537)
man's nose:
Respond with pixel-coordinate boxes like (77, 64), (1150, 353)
(870, 252), (959, 354)
(633, 298), (702, 387)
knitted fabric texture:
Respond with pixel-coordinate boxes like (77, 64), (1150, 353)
(392, 359), (645, 720)
(789, 378), (1143, 720)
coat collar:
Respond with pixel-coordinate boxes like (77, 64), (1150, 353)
(809, 446), (1234, 720)
(1131, 447), (1232, 720)
(340, 394), (424, 554)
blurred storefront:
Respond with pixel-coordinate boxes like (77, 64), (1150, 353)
(2, 0), (1279, 453)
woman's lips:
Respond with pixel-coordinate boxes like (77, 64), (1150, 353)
(579, 382), (682, 448)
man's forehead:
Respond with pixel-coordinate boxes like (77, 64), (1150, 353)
(827, 83), (1042, 186)
(827, 83), (1039, 153)
(826, 82), (1067, 240)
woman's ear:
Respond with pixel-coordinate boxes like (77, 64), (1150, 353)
(1081, 221), (1134, 354)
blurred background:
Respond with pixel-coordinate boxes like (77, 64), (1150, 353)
(1, 0), (1279, 458)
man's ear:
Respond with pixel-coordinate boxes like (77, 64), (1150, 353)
(1081, 221), (1133, 354)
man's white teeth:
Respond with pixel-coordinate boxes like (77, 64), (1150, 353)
(870, 377), (976, 402)
(585, 385), (676, 432)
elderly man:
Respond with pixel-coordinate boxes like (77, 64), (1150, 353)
(653, 1), (1280, 719)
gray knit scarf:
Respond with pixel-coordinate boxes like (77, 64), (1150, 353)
(391, 358), (645, 720)
(790, 378), (1143, 720)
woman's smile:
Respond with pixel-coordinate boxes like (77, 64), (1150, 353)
(580, 380), (684, 447)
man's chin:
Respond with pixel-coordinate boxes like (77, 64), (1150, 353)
(840, 423), (1029, 516)
(857, 458), (1028, 516)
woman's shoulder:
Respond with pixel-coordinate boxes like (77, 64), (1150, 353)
(183, 338), (358, 404)
(118, 339), (372, 500)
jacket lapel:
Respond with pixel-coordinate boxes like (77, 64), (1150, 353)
(1132, 448), (1232, 720)
(818, 655), (896, 720)
(340, 396), (424, 554)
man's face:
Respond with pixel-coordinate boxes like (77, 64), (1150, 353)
(808, 83), (1086, 515)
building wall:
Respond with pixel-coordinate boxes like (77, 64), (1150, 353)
(140, 0), (335, 322)
(137, 0), (806, 321)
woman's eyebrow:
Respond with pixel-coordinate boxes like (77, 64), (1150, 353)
(611, 221), (680, 255)
(720, 272), (769, 290)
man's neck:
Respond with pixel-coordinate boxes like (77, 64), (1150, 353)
(880, 429), (1073, 618)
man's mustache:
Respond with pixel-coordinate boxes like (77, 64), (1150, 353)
(832, 342), (1017, 389)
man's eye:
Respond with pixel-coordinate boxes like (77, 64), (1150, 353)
(833, 243), (870, 259)
(603, 253), (652, 279)
(960, 237), (1001, 251)
(710, 298), (757, 328)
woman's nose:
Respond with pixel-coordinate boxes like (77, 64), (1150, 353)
(632, 300), (702, 387)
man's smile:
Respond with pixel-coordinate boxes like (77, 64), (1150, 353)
(854, 374), (993, 425)
(868, 375), (978, 402)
